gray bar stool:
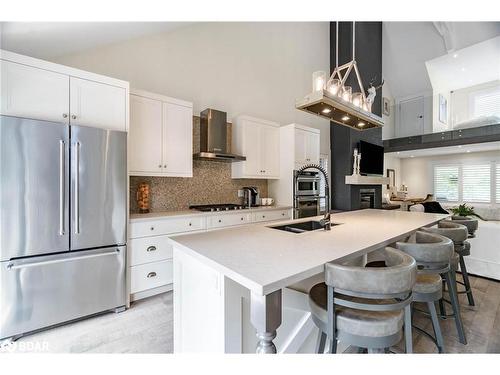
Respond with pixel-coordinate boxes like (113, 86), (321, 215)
(433, 220), (475, 306)
(422, 222), (468, 344)
(396, 231), (454, 353)
(450, 216), (479, 238)
(308, 247), (416, 354)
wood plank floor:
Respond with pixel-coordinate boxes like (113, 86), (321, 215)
(1, 275), (499, 354)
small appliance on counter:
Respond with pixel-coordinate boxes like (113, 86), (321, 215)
(242, 187), (260, 208)
(136, 182), (151, 213)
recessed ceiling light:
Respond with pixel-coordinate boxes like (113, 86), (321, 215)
(341, 115), (350, 121)
(453, 53), (458, 58)
(322, 108), (332, 114)
(397, 152), (400, 154)
(410, 155), (415, 158)
(467, 150), (471, 153)
(461, 67), (466, 72)
(358, 121), (365, 127)
(458, 145), (462, 148)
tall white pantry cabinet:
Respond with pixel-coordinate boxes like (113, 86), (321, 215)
(0, 50), (129, 131)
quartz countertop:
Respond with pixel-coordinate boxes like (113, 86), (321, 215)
(129, 205), (293, 222)
(169, 209), (449, 295)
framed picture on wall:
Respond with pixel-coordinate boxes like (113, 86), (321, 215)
(383, 97), (390, 116)
(386, 168), (395, 189)
(439, 94), (447, 124)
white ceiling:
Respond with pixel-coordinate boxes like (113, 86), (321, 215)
(0, 22), (192, 59)
(387, 141), (500, 159)
(383, 22), (500, 99)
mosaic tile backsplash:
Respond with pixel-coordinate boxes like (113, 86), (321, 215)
(129, 116), (268, 213)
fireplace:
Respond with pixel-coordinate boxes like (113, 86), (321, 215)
(360, 188), (376, 209)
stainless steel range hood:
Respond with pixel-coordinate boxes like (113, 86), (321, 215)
(193, 108), (246, 162)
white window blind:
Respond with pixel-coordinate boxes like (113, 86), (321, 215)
(434, 166), (459, 202)
(462, 164), (491, 203)
(496, 163), (500, 204)
(472, 88), (500, 118)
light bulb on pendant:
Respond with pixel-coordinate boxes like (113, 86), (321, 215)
(341, 86), (352, 102)
(352, 93), (363, 108)
(327, 78), (341, 96)
(312, 71), (326, 92)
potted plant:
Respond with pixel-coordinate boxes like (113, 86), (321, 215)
(449, 203), (485, 220)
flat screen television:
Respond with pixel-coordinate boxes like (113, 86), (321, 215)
(359, 140), (384, 176)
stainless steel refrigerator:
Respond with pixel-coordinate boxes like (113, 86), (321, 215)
(0, 115), (127, 341)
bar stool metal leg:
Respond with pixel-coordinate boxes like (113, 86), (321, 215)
(316, 331), (327, 353)
(446, 270), (467, 344)
(427, 301), (445, 353)
(458, 255), (475, 306)
(404, 304), (413, 353)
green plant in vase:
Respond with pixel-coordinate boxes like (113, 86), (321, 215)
(449, 203), (484, 220)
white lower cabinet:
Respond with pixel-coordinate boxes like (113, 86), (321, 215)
(252, 209), (290, 223)
(128, 208), (292, 301)
(130, 260), (173, 294)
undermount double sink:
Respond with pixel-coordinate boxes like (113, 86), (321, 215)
(269, 220), (341, 234)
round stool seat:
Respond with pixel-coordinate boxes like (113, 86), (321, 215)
(455, 241), (470, 257)
(450, 216), (478, 237)
(413, 274), (442, 295)
(309, 283), (404, 338)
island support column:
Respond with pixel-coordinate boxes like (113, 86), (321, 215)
(250, 289), (282, 354)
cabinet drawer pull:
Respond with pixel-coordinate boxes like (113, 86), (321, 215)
(281, 213), (285, 216)
(71, 115), (77, 120)
(188, 222), (192, 226)
(62, 113), (68, 118)
(218, 219), (222, 223)
(150, 226), (155, 231)
(147, 272), (157, 278)
(146, 246), (157, 252)
(241, 217), (244, 220)
(262, 215), (266, 218)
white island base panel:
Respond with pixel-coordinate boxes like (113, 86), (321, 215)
(173, 247), (334, 353)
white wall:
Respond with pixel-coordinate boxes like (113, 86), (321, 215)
(53, 22), (331, 155)
(400, 150), (500, 198)
(383, 154), (401, 196)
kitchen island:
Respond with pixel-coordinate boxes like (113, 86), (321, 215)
(170, 209), (448, 353)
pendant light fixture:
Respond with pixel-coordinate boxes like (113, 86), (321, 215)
(296, 22), (384, 131)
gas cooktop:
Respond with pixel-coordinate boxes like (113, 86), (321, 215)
(189, 203), (247, 212)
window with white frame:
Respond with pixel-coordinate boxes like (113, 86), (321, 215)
(434, 165), (459, 202)
(434, 162), (498, 204)
(470, 86), (500, 118)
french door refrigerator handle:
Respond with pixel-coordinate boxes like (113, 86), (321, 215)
(6, 248), (121, 270)
(74, 141), (80, 234)
(59, 140), (65, 236)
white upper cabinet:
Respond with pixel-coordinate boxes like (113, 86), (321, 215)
(129, 94), (163, 174)
(1, 60), (70, 123)
(0, 50), (129, 131)
(294, 127), (320, 168)
(129, 89), (193, 177)
(162, 101), (193, 176)
(69, 77), (127, 131)
(231, 115), (280, 179)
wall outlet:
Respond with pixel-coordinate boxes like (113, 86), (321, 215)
(237, 189), (244, 197)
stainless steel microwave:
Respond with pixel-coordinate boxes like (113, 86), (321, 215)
(294, 171), (321, 196)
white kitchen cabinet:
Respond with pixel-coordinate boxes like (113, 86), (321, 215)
(295, 127), (320, 167)
(162, 101), (193, 176)
(231, 115), (280, 179)
(129, 89), (193, 177)
(69, 77), (127, 131)
(129, 95), (163, 174)
(1, 60), (70, 123)
(268, 123), (322, 208)
(128, 206), (292, 301)
(0, 50), (129, 131)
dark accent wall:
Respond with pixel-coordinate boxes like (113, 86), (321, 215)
(330, 22), (383, 211)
